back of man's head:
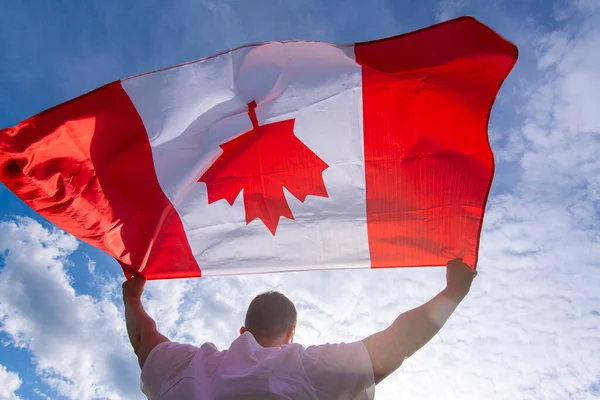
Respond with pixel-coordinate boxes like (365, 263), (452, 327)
(244, 291), (297, 344)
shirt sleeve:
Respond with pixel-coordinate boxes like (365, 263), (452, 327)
(140, 341), (200, 399)
(301, 341), (376, 400)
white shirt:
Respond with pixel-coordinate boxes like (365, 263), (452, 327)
(141, 332), (375, 399)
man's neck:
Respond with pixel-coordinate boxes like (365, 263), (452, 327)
(254, 335), (285, 348)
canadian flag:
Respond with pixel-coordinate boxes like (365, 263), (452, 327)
(0, 17), (517, 280)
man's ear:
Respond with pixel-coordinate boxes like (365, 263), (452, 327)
(285, 325), (296, 344)
(240, 326), (246, 335)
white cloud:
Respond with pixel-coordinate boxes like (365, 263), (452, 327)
(434, 0), (469, 21)
(0, 364), (21, 400)
(83, 252), (97, 274)
(515, 2), (600, 200)
(0, 218), (141, 400)
(33, 389), (52, 400)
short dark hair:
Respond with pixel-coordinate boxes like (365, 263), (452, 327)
(244, 291), (297, 341)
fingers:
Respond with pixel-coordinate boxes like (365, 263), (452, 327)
(447, 258), (467, 268)
(122, 274), (147, 300)
(128, 270), (144, 279)
(122, 275), (146, 287)
(447, 258), (476, 272)
(123, 268), (145, 281)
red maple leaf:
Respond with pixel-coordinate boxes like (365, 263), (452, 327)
(199, 101), (329, 235)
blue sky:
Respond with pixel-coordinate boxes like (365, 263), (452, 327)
(1, 0), (600, 399)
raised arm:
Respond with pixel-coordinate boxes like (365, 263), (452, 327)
(123, 276), (170, 368)
(362, 259), (477, 384)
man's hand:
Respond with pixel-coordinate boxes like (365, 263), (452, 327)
(445, 259), (477, 299)
(123, 276), (146, 302)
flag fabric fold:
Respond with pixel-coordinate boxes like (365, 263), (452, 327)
(0, 17), (518, 280)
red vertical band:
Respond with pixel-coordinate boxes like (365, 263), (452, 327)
(0, 82), (200, 279)
(356, 17), (518, 268)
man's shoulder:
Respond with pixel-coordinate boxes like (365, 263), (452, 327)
(299, 341), (376, 400)
(302, 341), (369, 358)
(200, 341), (219, 351)
(148, 341), (221, 367)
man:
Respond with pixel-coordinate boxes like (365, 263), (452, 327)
(123, 259), (476, 399)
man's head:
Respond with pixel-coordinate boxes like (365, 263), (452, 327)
(240, 291), (297, 348)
